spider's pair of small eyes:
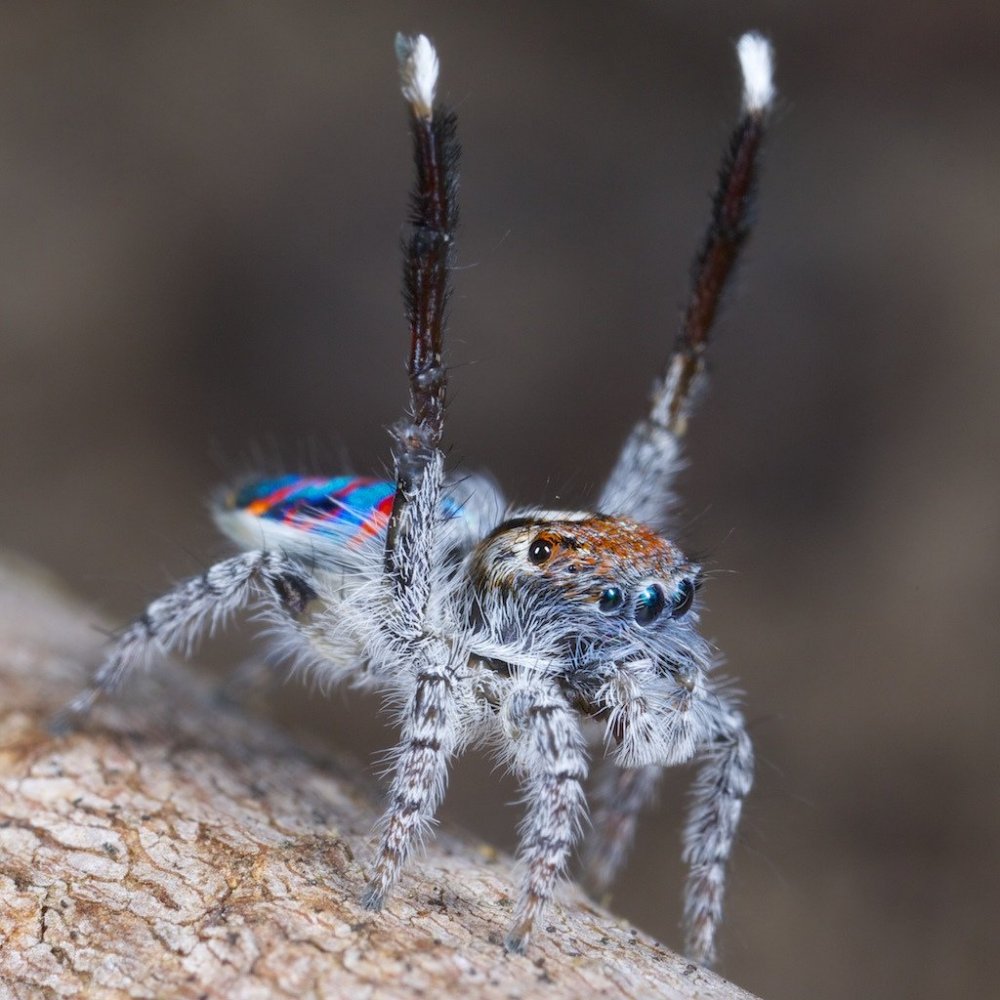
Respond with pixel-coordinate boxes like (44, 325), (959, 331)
(598, 579), (696, 625)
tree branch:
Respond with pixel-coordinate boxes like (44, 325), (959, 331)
(0, 553), (759, 999)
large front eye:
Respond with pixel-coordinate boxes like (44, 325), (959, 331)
(670, 578), (696, 618)
(634, 584), (666, 625)
(598, 586), (625, 613)
(528, 536), (553, 565)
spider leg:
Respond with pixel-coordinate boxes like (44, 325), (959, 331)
(683, 696), (754, 966)
(52, 551), (316, 732)
(581, 656), (701, 893)
(600, 34), (774, 528)
(361, 635), (463, 910)
(383, 32), (457, 591)
(581, 761), (662, 897)
(362, 35), (464, 910)
(502, 677), (589, 954)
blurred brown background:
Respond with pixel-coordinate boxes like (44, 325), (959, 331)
(2, 3), (997, 997)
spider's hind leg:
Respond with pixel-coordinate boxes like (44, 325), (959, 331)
(599, 33), (774, 528)
(52, 550), (315, 732)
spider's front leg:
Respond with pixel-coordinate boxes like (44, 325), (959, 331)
(361, 625), (463, 910)
(501, 676), (589, 954)
(363, 35), (463, 910)
(683, 697), (753, 966)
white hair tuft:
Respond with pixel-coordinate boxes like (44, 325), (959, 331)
(395, 33), (439, 120)
(736, 32), (774, 114)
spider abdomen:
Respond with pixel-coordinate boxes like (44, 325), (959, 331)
(230, 475), (397, 543)
(214, 472), (504, 568)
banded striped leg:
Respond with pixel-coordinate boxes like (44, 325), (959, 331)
(52, 551), (315, 731)
(503, 680), (589, 954)
(582, 761), (662, 897)
(364, 35), (462, 909)
(362, 634), (459, 909)
(599, 33), (774, 528)
(683, 700), (754, 966)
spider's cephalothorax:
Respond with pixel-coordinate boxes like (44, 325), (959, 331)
(60, 31), (774, 965)
(463, 513), (707, 675)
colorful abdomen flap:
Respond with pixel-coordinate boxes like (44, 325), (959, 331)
(232, 476), (398, 545)
(216, 472), (502, 564)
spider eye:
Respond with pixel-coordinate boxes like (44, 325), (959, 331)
(598, 586), (624, 613)
(528, 537), (553, 565)
(670, 578), (696, 618)
(634, 584), (666, 626)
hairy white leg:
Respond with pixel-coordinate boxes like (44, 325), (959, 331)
(53, 551), (314, 731)
(502, 678), (589, 954)
(362, 636), (459, 909)
(582, 761), (662, 895)
(683, 699), (754, 966)
(598, 417), (684, 531)
(365, 460), (457, 911)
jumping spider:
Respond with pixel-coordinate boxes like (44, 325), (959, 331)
(61, 31), (774, 964)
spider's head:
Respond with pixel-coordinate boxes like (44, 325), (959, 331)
(465, 511), (704, 669)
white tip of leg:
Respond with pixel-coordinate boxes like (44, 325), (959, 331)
(395, 33), (439, 119)
(736, 32), (774, 115)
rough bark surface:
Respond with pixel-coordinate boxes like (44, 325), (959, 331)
(0, 554), (760, 1000)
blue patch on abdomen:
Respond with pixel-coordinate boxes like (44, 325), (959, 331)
(234, 475), (463, 545)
